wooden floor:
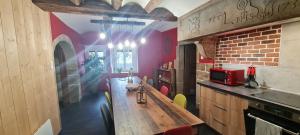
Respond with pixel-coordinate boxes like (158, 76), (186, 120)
(58, 92), (219, 135)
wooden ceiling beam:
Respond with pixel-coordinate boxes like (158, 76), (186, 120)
(111, 0), (123, 10)
(32, 0), (177, 21)
(145, 0), (162, 13)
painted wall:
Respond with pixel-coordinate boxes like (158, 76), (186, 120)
(0, 1), (60, 134)
(161, 28), (178, 64)
(50, 13), (85, 75)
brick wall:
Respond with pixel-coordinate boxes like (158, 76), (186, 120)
(215, 25), (281, 67)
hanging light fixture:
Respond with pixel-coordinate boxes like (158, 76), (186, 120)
(140, 37), (146, 44)
(108, 42), (114, 49)
(118, 42), (124, 50)
(124, 39), (130, 47)
(130, 41), (136, 49)
(99, 21), (106, 40)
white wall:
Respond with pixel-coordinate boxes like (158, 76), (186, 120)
(223, 21), (300, 95)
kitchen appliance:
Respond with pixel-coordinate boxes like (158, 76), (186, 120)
(245, 66), (259, 88)
(244, 100), (300, 135)
(210, 68), (245, 86)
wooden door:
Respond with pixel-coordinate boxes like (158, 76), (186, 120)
(183, 44), (196, 95)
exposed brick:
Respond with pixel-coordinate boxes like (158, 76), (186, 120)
(221, 37), (229, 41)
(241, 54), (252, 57)
(237, 58), (246, 61)
(248, 41), (260, 45)
(215, 25), (280, 67)
(223, 47), (231, 51)
(253, 45), (266, 49)
(237, 50), (248, 54)
(266, 53), (279, 57)
(247, 58), (258, 61)
(232, 47), (242, 50)
(262, 30), (277, 35)
(252, 62), (265, 65)
(260, 58), (273, 61)
(253, 54), (265, 57)
(229, 43), (238, 47)
(241, 61), (251, 65)
(272, 25), (281, 29)
(267, 44), (280, 48)
(249, 32), (261, 37)
(260, 48), (274, 53)
(248, 49), (260, 53)
(231, 54), (240, 57)
(238, 34), (248, 38)
(265, 62), (278, 66)
(257, 27), (270, 31)
(238, 43), (247, 46)
(243, 38), (254, 42)
(233, 39), (243, 43)
(228, 50), (237, 54)
(229, 36), (237, 40)
(269, 34), (280, 39)
(255, 36), (268, 40)
(261, 40), (275, 44)
(224, 40), (233, 44)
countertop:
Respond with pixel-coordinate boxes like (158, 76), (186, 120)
(197, 80), (300, 113)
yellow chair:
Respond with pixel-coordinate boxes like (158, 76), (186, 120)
(173, 94), (187, 109)
(104, 91), (113, 117)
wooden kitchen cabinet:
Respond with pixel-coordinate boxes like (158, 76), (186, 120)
(199, 86), (248, 135)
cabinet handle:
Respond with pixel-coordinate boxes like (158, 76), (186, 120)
(214, 104), (227, 111)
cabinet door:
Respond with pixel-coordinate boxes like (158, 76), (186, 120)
(200, 98), (213, 126)
(227, 96), (248, 134)
(215, 91), (230, 110)
(200, 86), (215, 101)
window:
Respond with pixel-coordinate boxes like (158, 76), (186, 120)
(85, 45), (107, 73)
(111, 49), (138, 73)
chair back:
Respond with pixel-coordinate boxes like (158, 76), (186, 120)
(173, 94), (187, 109)
(163, 125), (193, 135)
(160, 86), (169, 96)
(100, 104), (114, 134)
(104, 92), (113, 117)
(143, 76), (148, 82)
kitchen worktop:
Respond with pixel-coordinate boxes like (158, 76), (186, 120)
(198, 80), (300, 113)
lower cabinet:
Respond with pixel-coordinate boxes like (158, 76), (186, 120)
(199, 86), (248, 135)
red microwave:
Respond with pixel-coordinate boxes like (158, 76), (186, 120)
(210, 68), (245, 86)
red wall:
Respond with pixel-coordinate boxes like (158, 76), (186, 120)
(161, 28), (178, 64)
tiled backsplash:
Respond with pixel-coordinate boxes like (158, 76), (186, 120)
(215, 25), (281, 67)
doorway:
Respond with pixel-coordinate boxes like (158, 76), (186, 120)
(54, 40), (81, 107)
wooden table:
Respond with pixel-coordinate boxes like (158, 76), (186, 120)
(111, 77), (204, 135)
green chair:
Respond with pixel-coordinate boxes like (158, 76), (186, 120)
(173, 94), (187, 109)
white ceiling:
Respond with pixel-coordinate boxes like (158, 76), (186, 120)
(53, 0), (209, 34)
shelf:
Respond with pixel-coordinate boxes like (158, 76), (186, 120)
(159, 77), (171, 84)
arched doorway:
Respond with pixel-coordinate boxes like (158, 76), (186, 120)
(53, 35), (81, 107)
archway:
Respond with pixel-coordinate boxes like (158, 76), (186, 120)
(53, 35), (81, 107)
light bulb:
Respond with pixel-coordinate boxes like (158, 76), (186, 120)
(99, 32), (106, 40)
(124, 40), (130, 47)
(140, 37), (146, 44)
(108, 42), (114, 49)
(130, 41), (136, 49)
(118, 42), (123, 50)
